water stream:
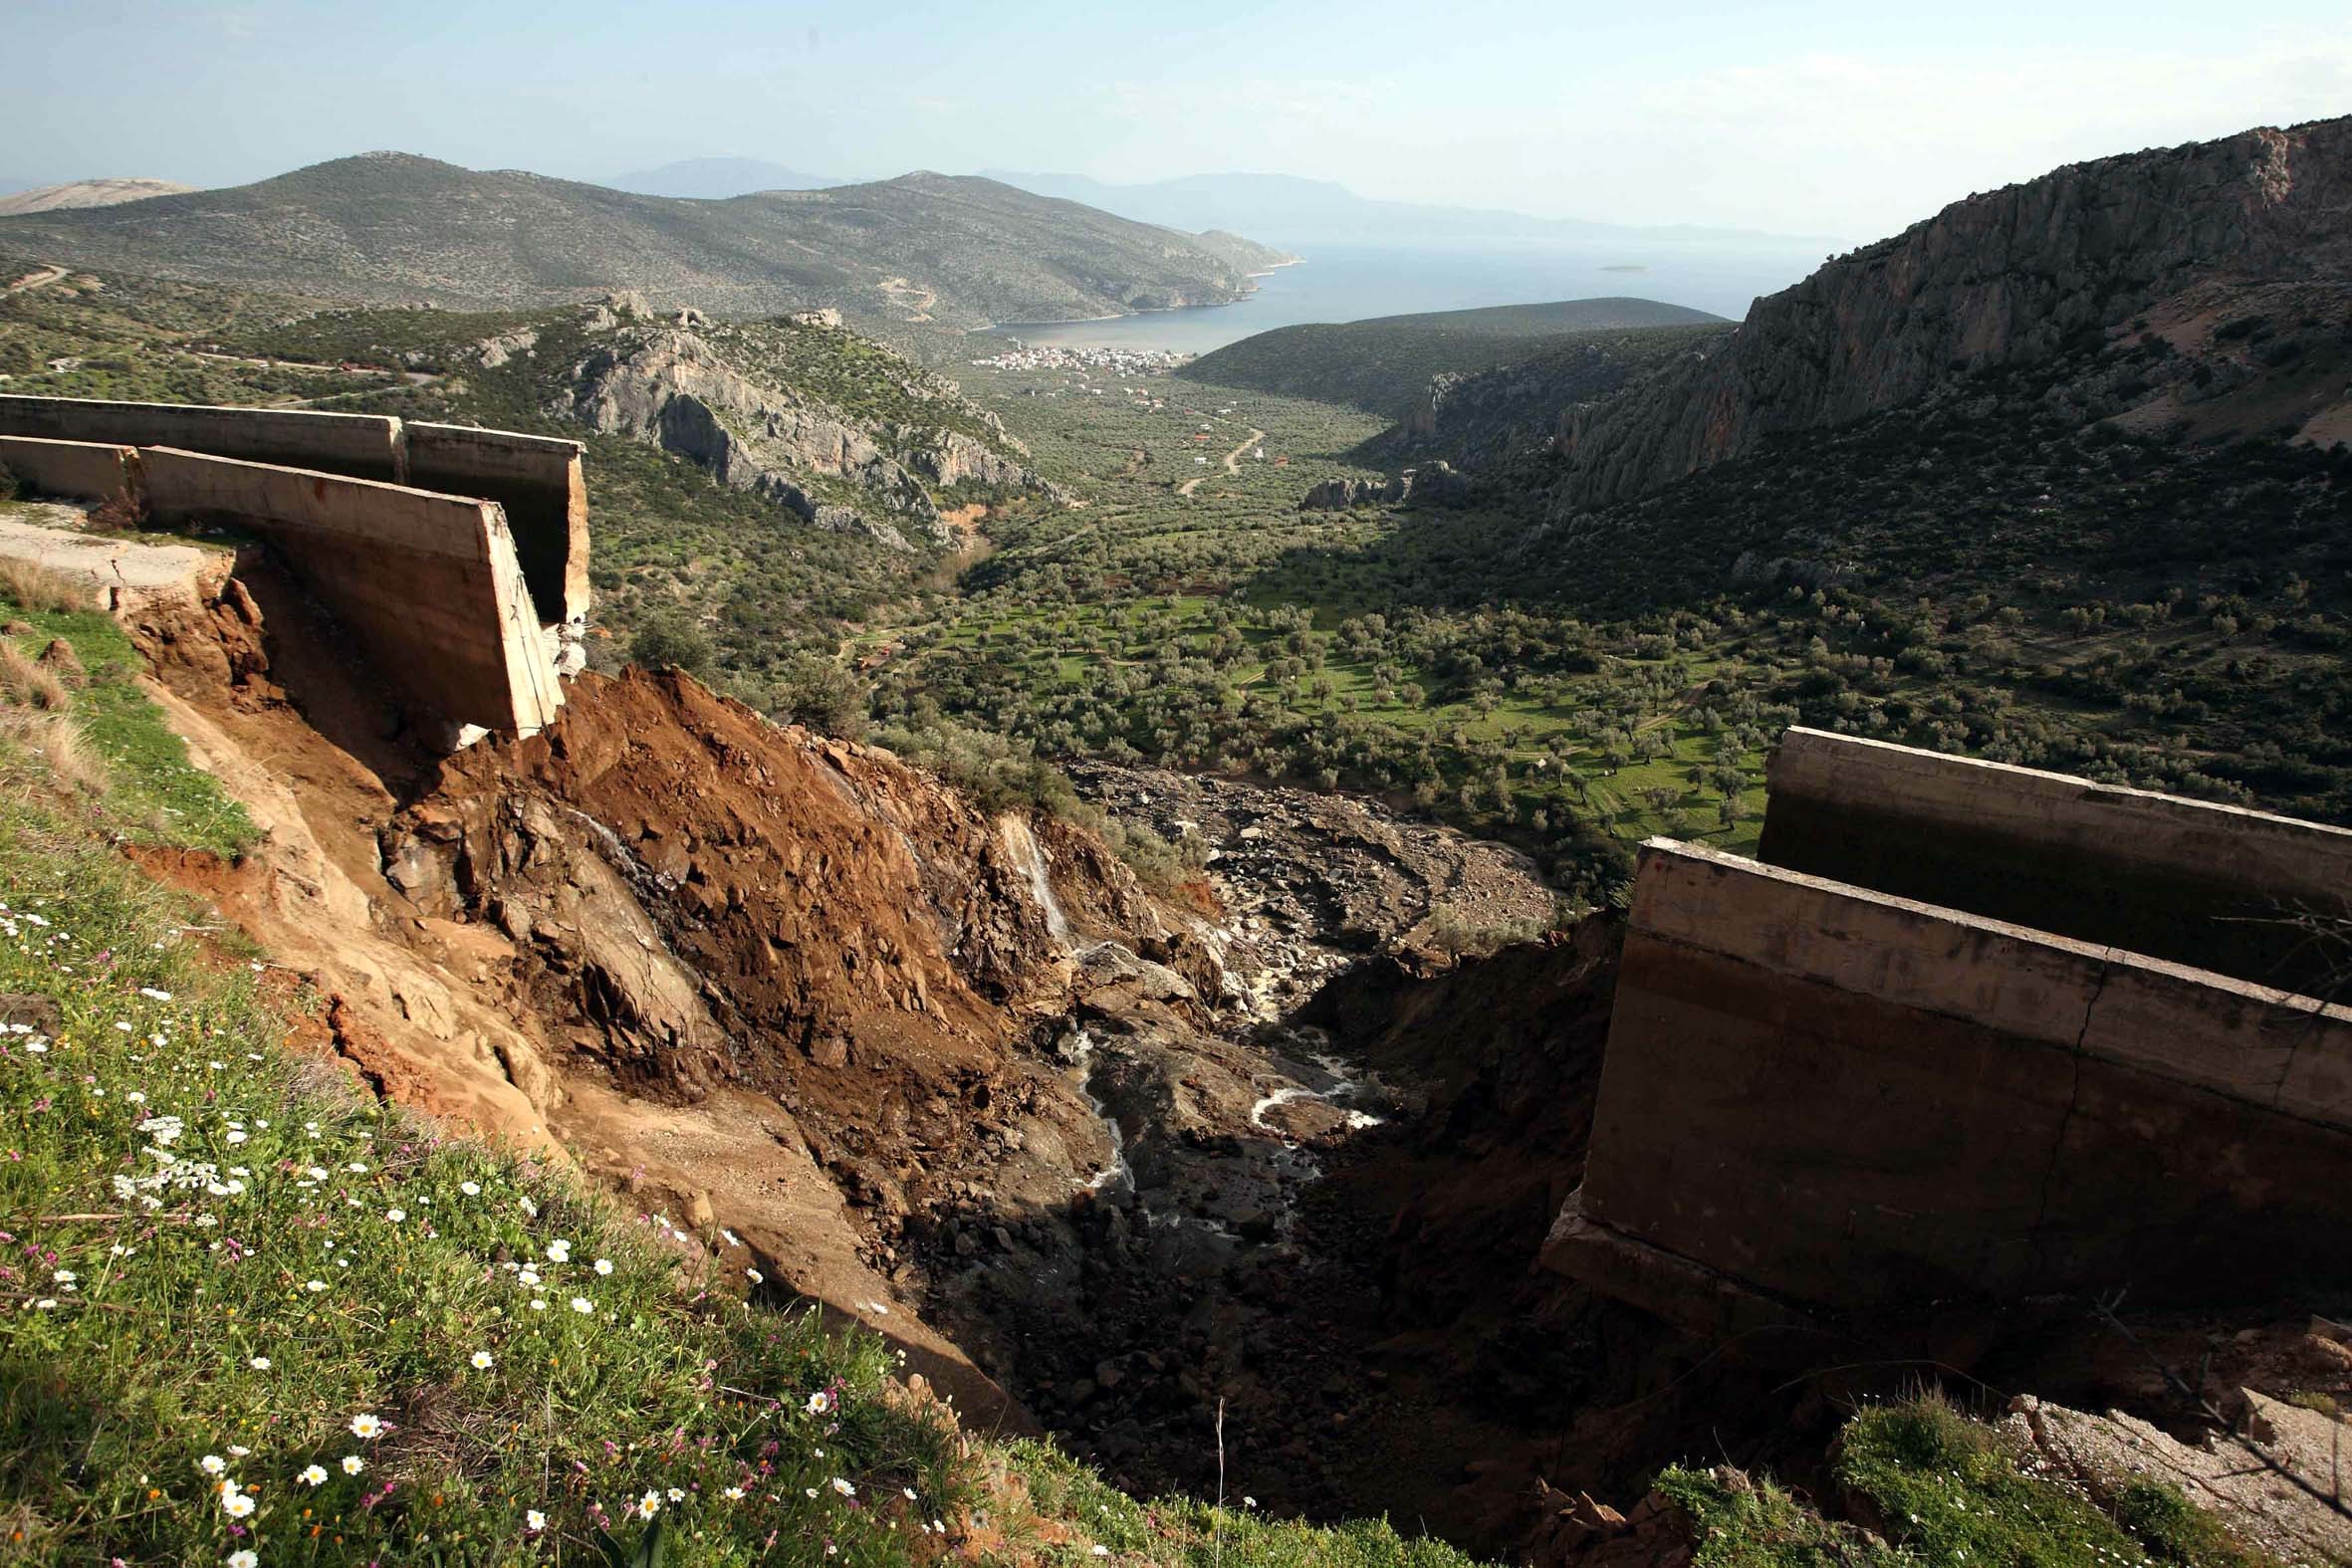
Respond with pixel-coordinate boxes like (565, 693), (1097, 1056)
(1000, 815), (1071, 947)
(1062, 1027), (1133, 1196)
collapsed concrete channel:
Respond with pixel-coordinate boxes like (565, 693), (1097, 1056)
(0, 393), (588, 739)
(4, 398), (2348, 1560)
(1549, 729), (2352, 1346)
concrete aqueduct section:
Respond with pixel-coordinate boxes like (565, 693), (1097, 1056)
(1546, 729), (2352, 1341)
(0, 394), (588, 739)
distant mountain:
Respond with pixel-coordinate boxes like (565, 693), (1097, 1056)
(600, 157), (845, 198)
(0, 153), (1290, 328)
(0, 178), (195, 217)
(983, 169), (1818, 247)
(1180, 296), (1726, 419)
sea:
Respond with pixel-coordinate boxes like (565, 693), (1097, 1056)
(987, 237), (1830, 354)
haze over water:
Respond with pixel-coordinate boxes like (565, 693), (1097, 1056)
(990, 237), (1829, 351)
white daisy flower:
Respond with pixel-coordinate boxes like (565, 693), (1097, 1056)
(300, 1463), (328, 1486)
(230, 1550), (258, 1568)
(200, 1455), (227, 1475)
(342, 1455), (364, 1475)
(471, 1350), (494, 1370)
(349, 1413), (384, 1440)
(593, 1258), (612, 1275)
(570, 1296), (592, 1315)
(526, 1508), (547, 1531)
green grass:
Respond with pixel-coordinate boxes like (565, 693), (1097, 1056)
(1656, 1396), (2289, 1568)
(1, 590), (256, 855)
(1656, 1463), (1904, 1566)
(0, 786), (973, 1566)
(1002, 1440), (1483, 1568)
(1832, 1397), (2280, 1568)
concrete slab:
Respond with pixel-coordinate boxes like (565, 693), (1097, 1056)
(0, 508), (227, 615)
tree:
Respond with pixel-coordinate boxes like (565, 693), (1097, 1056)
(629, 611), (714, 679)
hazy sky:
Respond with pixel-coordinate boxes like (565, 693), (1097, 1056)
(8, 0), (2348, 243)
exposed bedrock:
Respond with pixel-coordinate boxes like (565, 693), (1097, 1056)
(1552, 115), (2352, 509)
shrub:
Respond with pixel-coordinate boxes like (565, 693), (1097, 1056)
(627, 610), (714, 678)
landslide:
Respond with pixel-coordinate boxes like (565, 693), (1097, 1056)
(128, 547), (1744, 1542)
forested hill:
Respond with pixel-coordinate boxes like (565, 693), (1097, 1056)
(0, 153), (1291, 329)
(1178, 296), (1724, 418)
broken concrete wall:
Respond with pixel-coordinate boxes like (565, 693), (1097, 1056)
(0, 434), (140, 502)
(1548, 840), (2352, 1328)
(0, 398), (590, 644)
(0, 394), (401, 482)
(1758, 728), (2352, 995)
(140, 447), (564, 736)
(403, 423), (589, 631)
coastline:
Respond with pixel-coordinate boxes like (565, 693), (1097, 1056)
(986, 256), (1305, 334)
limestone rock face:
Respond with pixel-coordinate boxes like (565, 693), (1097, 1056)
(558, 327), (943, 547)
(1552, 115), (2352, 510)
(551, 314), (1061, 548)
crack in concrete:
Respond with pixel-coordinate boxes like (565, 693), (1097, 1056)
(2028, 950), (2112, 1269)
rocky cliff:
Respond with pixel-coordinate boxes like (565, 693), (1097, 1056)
(553, 306), (1061, 549)
(1550, 115), (2352, 510)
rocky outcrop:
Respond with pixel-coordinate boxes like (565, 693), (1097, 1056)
(2000, 1389), (2352, 1567)
(1381, 333), (1726, 474)
(557, 327), (944, 547)
(1298, 461), (1474, 512)
(1551, 115), (2352, 510)
(1300, 474), (1409, 511)
(553, 320), (1060, 549)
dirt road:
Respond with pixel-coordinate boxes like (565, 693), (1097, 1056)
(1177, 427), (1263, 497)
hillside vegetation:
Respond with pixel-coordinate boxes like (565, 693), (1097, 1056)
(0, 153), (1288, 328)
(1179, 298), (1724, 418)
(0, 261), (1035, 717)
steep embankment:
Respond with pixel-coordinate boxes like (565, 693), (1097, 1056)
(0, 153), (1281, 327)
(1547, 115), (2352, 509)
